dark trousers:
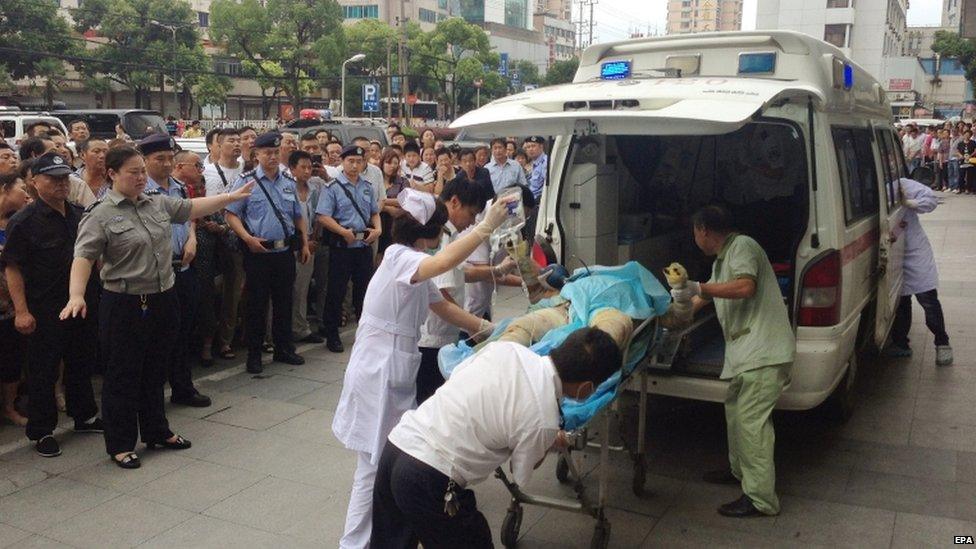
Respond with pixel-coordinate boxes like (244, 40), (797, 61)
(963, 167), (976, 193)
(25, 307), (99, 440)
(891, 289), (950, 348)
(322, 246), (372, 338)
(417, 347), (445, 405)
(372, 443), (493, 549)
(169, 268), (198, 398)
(0, 319), (26, 383)
(100, 289), (176, 455)
(243, 250), (296, 356)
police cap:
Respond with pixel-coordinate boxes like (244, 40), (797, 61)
(254, 131), (282, 149)
(340, 144), (366, 159)
(523, 135), (545, 145)
(33, 151), (74, 177)
(138, 133), (177, 156)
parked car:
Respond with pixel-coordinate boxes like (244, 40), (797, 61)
(281, 118), (389, 147)
(0, 111), (68, 145)
(50, 109), (168, 141)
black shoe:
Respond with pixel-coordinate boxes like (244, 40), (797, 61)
(171, 392), (212, 408)
(273, 351), (305, 365)
(73, 417), (105, 433)
(35, 435), (61, 457)
(112, 452), (140, 469)
(246, 354), (263, 374)
(146, 434), (192, 450)
(718, 495), (764, 518)
(326, 337), (344, 353)
(703, 469), (740, 485)
(296, 333), (324, 344)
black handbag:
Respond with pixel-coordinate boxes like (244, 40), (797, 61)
(328, 180), (373, 248)
(254, 177), (303, 253)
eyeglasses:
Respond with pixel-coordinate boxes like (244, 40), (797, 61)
(178, 162), (204, 170)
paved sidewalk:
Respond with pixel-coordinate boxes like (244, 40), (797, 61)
(2, 192), (976, 548)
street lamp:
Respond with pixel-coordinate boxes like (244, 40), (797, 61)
(150, 20), (192, 118)
(341, 53), (367, 118)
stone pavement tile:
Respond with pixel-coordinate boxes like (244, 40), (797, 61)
(909, 418), (976, 453)
(473, 484), (550, 546)
(44, 494), (194, 548)
(287, 382), (344, 411)
(166, 390), (252, 420)
(952, 482), (976, 521)
(0, 462), (49, 497)
(267, 408), (337, 444)
(0, 432), (106, 476)
(203, 476), (334, 535)
(0, 523), (31, 548)
(854, 372), (919, 400)
(6, 536), (73, 548)
(138, 460), (266, 513)
(777, 462), (852, 500)
(770, 495), (895, 548)
(65, 450), (193, 493)
(846, 439), (958, 482)
(917, 362), (976, 381)
(165, 418), (261, 460)
(659, 482), (778, 536)
(591, 451), (687, 518)
(280, 503), (346, 546)
(836, 406), (912, 446)
(195, 371), (259, 393)
(273, 439), (358, 491)
(140, 514), (315, 548)
(958, 451), (976, 482)
(891, 512), (976, 548)
(264, 360), (347, 384)
(640, 513), (794, 548)
(0, 477), (119, 533)
(520, 507), (656, 548)
(914, 396), (976, 427)
(835, 469), (957, 518)
(915, 378), (976, 403)
(226, 374), (325, 402)
(856, 394), (917, 420)
(204, 396), (309, 430)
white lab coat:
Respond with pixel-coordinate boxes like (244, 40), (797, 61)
(332, 244), (444, 463)
(898, 178), (940, 296)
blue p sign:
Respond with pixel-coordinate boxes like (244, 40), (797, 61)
(362, 83), (379, 113)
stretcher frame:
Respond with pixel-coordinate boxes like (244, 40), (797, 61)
(494, 314), (699, 548)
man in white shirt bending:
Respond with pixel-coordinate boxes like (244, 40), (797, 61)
(372, 328), (622, 548)
(202, 128), (243, 197)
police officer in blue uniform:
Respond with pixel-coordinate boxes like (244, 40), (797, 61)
(224, 132), (311, 373)
(316, 144), (381, 353)
(139, 134), (211, 407)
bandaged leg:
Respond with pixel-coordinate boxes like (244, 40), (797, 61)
(505, 238), (558, 304)
(588, 307), (634, 350)
(658, 302), (694, 330)
(496, 302), (571, 347)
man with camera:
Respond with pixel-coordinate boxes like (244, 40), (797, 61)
(315, 145), (381, 353)
(224, 132), (311, 374)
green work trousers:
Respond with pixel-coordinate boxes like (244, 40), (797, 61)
(725, 362), (791, 515)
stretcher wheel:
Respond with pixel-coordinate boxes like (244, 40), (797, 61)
(501, 504), (523, 548)
(632, 457), (647, 497)
(555, 454), (570, 483)
(590, 519), (610, 549)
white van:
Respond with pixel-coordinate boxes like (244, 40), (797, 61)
(453, 30), (907, 418)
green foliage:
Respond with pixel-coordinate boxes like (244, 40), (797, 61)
(32, 58), (68, 109)
(511, 59), (540, 86)
(542, 58), (579, 86)
(0, 0), (78, 81)
(193, 74), (233, 107)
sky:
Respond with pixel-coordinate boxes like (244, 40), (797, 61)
(593, 0), (945, 43)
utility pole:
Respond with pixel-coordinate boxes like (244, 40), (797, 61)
(587, 0), (597, 49)
(398, 0), (411, 125)
(386, 40), (393, 119)
(577, 0), (585, 53)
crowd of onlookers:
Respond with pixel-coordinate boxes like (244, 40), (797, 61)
(898, 120), (976, 194)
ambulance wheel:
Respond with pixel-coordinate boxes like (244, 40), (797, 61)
(821, 351), (857, 423)
(501, 505), (523, 548)
(556, 454), (570, 483)
(590, 519), (610, 549)
(632, 457), (647, 497)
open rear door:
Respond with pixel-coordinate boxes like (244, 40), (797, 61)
(872, 127), (907, 348)
(451, 77), (823, 136)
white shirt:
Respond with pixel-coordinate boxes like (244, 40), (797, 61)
(361, 162), (385, 213)
(898, 178), (940, 296)
(203, 159), (242, 196)
(461, 210), (493, 318)
(389, 342), (562, 488)
(401, 161), (435, 188)
(418, 222), (464, 348)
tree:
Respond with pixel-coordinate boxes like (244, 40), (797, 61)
(82, 76), (113, 109)
(70, 0), (208, 114)
(33, 58), (68, 109)
(511, 59), (540, 88)
(210, 0), (346, 111)
(0, 0), (77, 81)
(542, 58), (579, 87)
(931, 30), (976, 84)
(193, 75), (233, 112)
(455, 57), (507, 113)
(0, 65), (17, 95)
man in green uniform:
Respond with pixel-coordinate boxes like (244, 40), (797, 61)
(671, 205), (795, 518)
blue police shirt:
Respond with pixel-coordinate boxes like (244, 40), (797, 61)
(528, 153), (548, 200)
(225, 165), (303, 253)
(145, 176), (190, 262)
(315, 171), (378, 249)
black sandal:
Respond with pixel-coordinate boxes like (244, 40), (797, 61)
(146, 435), (192, 450)
(113, 452), (141, 469)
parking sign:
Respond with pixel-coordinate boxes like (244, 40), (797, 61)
(362, 83), (379, 113)
(499, 53), (509, 77)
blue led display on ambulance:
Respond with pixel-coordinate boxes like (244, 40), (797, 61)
(601, 60), (631, 80)
(738, 52), (776, 74)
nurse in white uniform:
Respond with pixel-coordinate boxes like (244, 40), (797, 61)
(332, 188), (514, 548)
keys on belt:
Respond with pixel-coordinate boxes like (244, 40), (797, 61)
(261, 239), (289, 250)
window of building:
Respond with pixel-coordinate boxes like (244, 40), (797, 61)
(197, 11), (209, 27)
(824, 24), (849, 48)
(826, 0), (851, 7)
(831, 127), (879, 223)
(419, 7), (437, 22)
(343, 5), (379, 19)
(438, 0), (448, 8)
(504, 0), (527, 29)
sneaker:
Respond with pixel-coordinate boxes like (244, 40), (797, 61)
(73, 416), (105, 433)
(35, 435), (61, 457)
(936, 345), (954, 366)
(884, 345), (912, 358)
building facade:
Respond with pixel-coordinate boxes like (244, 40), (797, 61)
(755, 0), (908, 87)
(533, 12), (576, 66)
(666, 0), (743, 35)
(338, 0), (457, 31)
(944, 0), (961, 28)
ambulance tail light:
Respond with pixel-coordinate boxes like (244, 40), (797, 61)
(798, 250), (841, 327)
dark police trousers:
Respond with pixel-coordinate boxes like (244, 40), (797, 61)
(169, 267), (198, 398)
(322, 246), (372, 338)
(891, 289), (950, 348)
(243, 249), (296, 356)
(25, 307), (99, 440)
(372, 443), (493, 549)
(99, 289), (176, 455)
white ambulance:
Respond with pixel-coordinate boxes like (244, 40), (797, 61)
(453, 30), (907, 419)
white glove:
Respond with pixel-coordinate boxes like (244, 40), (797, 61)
(483, 195), (518, 231)
(670, 281), (701, 302)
